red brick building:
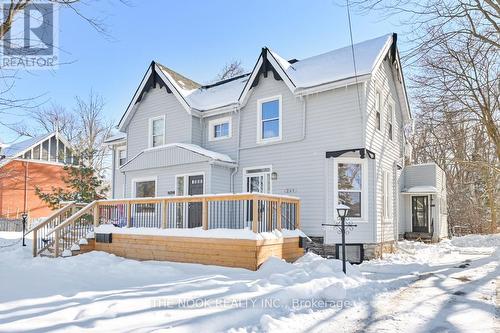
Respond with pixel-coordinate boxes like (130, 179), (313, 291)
(0, 133), (74, 219)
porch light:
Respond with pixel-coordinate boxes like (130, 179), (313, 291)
(271, 171), (278, 180)
(336, 204), (350, 218)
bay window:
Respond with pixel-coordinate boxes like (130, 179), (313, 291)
(335, 159), (366, 219)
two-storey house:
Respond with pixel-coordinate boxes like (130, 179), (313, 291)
(106, 34), (448, 258)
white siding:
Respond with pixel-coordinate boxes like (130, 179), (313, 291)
(365, 58), (405, 242)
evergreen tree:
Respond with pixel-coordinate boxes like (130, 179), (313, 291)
(35, 149), (108, 208)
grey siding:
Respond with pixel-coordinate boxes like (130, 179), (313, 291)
(124, 86), (193, 159)
(191, 117), (203, 146)
(111, 145), (126, 199)
(403, 164), (437, 188)
(203, 113), (238, 160)
(233, 74), (364, 236)
(121, 145), (208, 172)
(210, 164), (232, 194)
(123, 162), (211, 197)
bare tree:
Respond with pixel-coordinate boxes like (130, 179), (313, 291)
(1, 103), (78, 140)
(73, 90), (113, 174)
(350, 0), (499, 233)
(214, 60), (245, 81)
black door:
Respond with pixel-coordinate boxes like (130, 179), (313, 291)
(412, 196), (429, 233)
(188, 175), (204, 228)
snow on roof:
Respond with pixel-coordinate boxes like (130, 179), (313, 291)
(143, 142), (235, 163)
(401, 186), (438, 194)
(1, 133), (52, 158)
(104, 132), (127, 144)
(150, 34), (393, 112)
(271, 34), (392, 89)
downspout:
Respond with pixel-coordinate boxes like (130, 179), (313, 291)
(230, 107), (242, 192)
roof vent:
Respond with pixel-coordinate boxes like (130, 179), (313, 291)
(288, 58), (299, 64)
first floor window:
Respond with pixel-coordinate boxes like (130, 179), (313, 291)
(150, 116), (165, 147)
(383, 171), (393, 219)
(135, 180), (156, 198)
(337, 162), (363, 218)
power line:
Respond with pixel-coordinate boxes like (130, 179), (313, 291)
(346, 0), (362, 116)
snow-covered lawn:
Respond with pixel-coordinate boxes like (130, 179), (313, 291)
(0, 232), (498, 333)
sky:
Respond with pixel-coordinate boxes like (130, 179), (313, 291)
(0, 0), (403, 144)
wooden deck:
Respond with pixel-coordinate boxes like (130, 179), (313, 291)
(31, 194), (303, 270)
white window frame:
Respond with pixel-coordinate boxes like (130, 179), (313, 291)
(116, 147), (126, 169)
(375, 90), (382, 132)
(333, 157), (368, 221)
(148, 115), (166, 148)
(383, 170), (393, 221)
(131, 176), (158, 198)
(257, 95), (282, 144)
(208, 116), (232, 141)
(242, 165), (272, 194)
(175, 172), (206, 196)
(387, 99), (395, 141)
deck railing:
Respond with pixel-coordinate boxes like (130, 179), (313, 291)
(33, 194), (300, 257)
(96, 193), (300, 233)
(30, 201), (86, 256)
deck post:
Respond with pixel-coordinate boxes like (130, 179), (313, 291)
(126, 201), (132, 228)
(32, 229), (37, 257)
(295, 200), (301, 230)
(252, 197), (259, 233)
(277, 199), (282, 231)
(202, 198), (208, 230)
(162, 199), (168, 229)
(54, 230), (59, 257)
(93, 203), (99, 227)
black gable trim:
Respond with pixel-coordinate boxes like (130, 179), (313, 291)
(390, 33), (397, 64)
(325, 148), (376, 160)
(251, 48), (283, 88)
(136, 62), (171, 104)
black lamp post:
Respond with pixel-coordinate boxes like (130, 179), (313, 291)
(336, 204), (350, 274)
(21, 213), (28, 247)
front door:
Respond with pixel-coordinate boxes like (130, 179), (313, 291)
(412, 196), (429, 233)
(188, 175), (204, 228)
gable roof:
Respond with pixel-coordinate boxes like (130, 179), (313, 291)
(121, 143), (235, 172)
(118, 33), (407, 129)
(2, 133), (53, 158)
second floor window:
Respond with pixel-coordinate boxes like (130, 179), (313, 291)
(258, 96), (281, 142)
(209, 116), (231, 141)
(117, 148), (127, 167)
(388, 103), (394, 141)
(149, 116), (165, 147)
(375, 91), (381, 131)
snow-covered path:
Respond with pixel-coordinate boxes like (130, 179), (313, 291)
(0, 232), (498, 332)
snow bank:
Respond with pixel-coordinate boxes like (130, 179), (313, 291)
(450, 234), (500, 247)
(94, 224), (307, 240)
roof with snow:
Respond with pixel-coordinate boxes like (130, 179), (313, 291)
(401, 186), (438, 194)
(1, 133), (53, 158)
(121, 143), (236, 172)
(104, 132), (127, 144)
(119, 33), (406, 129)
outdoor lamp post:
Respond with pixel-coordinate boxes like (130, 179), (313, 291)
(336, 204), (350, 274)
